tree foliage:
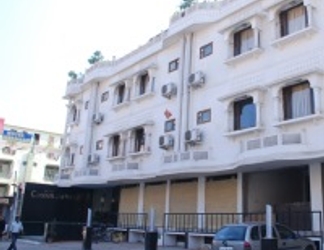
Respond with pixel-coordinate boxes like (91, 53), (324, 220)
(68, 70), (77, 80)
(88, 50), (104, 65)
(180, 0), (195, 10)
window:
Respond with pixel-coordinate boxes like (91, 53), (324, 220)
(197, 109), (211, 124)
(70, 153), (75, 166)
(280, 3), (308, 37)
(96, 140), (103, 150)
(101, 91), (109, 102)
(169, 58), (179, 72)
(234, 97), (256, 130)
(139, 73), (149, 95)
(85, 101), (89, 110)
(234, 26), (254, 56)
(276, 225), (296, 239)
(79, 146), (83, 155)
(282, 81), (314, 120)
(134, 128), (145, 152)
(117, 83), (126, 104)
(250, 226), (260, 240)
(44, 165), (59, 181)
(164, 119), (176, 132)
(111, 135), (120, 157)
(200, 42), (213, 59)
(71, 105), (78, 122)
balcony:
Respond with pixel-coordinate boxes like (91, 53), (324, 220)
(65, 78), (83, 97)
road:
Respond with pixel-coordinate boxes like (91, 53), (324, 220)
(0, 239), (188, 250)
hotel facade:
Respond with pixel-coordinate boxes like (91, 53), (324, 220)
(58, 0), (324, 247)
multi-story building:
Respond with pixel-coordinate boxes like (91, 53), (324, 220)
(58, 0), (324, 247)
(0, 122), (62, 221)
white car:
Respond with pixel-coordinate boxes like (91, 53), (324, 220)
(212, 222), (316, 250)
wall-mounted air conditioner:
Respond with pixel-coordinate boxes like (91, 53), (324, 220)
(88, 154), (100, 164)
(185, 129), (202, 144)
(159, 135), (174, 149)
(161, 83), (177, 98)
(188, 71), (205, 88)
(92, 113), (104, 124)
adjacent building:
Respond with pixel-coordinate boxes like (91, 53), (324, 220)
(58, 0), (324, 247)
(0, 121), (62, 221)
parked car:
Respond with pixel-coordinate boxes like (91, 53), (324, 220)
(212, 222), (316, 250)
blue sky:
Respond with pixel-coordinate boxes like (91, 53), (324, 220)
(0, 0), (181, 133)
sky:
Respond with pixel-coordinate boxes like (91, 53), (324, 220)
(0, 0), (182, 134)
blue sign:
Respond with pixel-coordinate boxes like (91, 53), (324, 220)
(2, 129), (33, 143)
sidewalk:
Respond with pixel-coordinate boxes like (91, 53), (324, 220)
(0, 239), (187, 250)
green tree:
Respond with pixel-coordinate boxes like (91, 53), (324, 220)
(88, 50), (104, 65)
(180, 0), (195, 10)
(68, 70), (77, 80)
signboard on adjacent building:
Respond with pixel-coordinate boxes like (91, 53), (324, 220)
(2, 129), (33, 143)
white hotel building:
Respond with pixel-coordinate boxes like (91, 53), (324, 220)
(59, 0), (324, 246)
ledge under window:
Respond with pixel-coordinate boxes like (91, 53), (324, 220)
(106, 155), (126, 162)
(271, 26), (317, 48)
(224, 126), (263, 138)
(112, 101), (130, 111)
(273, 114), (324, 128)
(132, 91), (155, 102)
(225, 48), (263, 65)
(128, 151), (151, 158)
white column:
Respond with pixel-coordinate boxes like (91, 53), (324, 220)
(197, 176), (205, 229)
(138, 182), (145, 213)
(165, 180), (171, 229)
(309, 163), (323, 232)
(237, 173), (244, 223)
(313, 86), (322, 115)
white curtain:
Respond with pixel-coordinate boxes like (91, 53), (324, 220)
(292, 85), (312, 118)
(241, 28), (254, 53)
(288, 5), (306, 33)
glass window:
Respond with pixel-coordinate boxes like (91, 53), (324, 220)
(234, 97), (256, 130)
(214, 226), (247, 241)
(96, 140), (103, 150)
(117, 84), (125, 104)
(101, 91), (109, 102)
(197, 109), (211, 124)
(85, 101), (89, 110)
(280, 3), (308, 37)
(234, 26), (254, 56)
(250, 226), (260, 240)
(134, 128), (145, 152)
(200, 42), (213, 59)
(282, 81), (314, 120)
(139, 73), (149, 95)
(165, 119), (176, 132)
(111, 135), (120, 157)
(169, 58), (179, 72)
(276, 224), (296, 239)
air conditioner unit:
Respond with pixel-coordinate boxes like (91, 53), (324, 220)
(188, 71), (205, 88)
(88, 154), (100, 164)
(185, 129), (202, 144)
(92, 113), (103, 124)
(161, 83), (176, 98)
(159, 135), (174, 149)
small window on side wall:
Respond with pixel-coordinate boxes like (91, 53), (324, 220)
(96, 140), (103, 150)
(197, 109), (211, 124)
(85, 101), (89, 110)
(279, 3), (308, 37)
(169, 58), (179, 72)
(200, 42), (213, 59)
(101, 91), (109, 102)
(164, 119), (176, 132)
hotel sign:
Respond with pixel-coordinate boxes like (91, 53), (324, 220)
(2, 129), (33, 143)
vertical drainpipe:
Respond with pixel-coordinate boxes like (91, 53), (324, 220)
(180, 33), (193, 152)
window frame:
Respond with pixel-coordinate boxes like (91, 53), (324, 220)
(279, 3), (308, 37)
(138, 72), (150, 96)
(197, 109), (211, 124)
(134, 128), (145, 153)
(168, 58), (180, 72)
(111, 134), (120, 157)
(282, 81), (314, 120)
(101, 91), (109, 103)
(199, 42), (213, 59)
(96, 140), (103, 151)
(164, 119), (176, 132)
(233, 97), (256, 131)
(233, 26), (254, 56)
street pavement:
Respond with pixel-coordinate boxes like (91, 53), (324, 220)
(0, 239), (187, 250)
